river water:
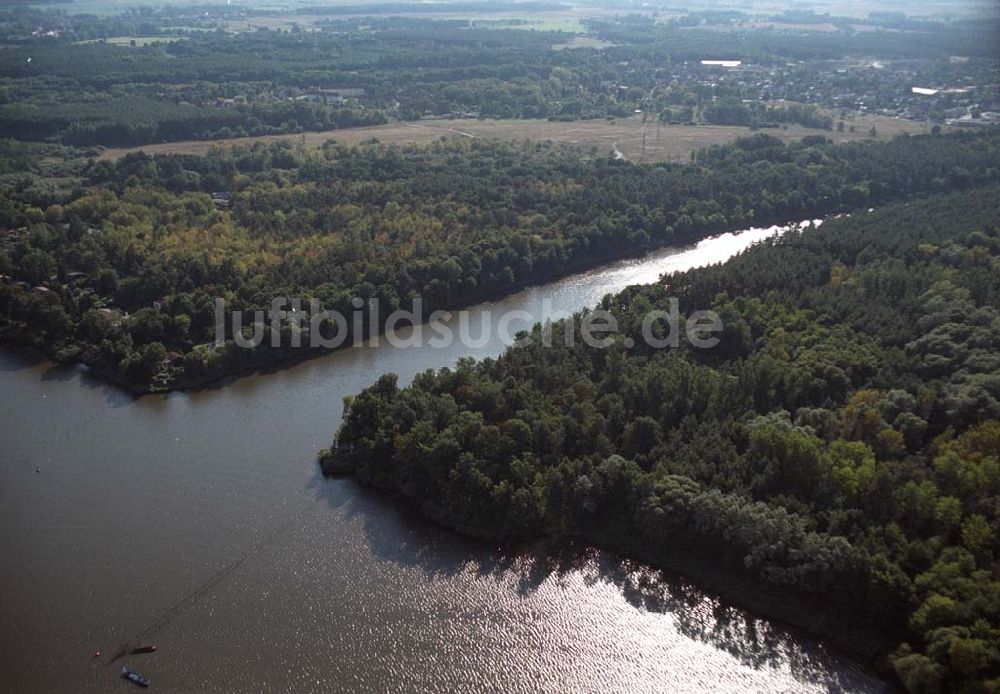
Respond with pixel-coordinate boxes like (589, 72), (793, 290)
(0, 221), (888, 693)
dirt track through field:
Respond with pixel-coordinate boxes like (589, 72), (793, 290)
(99, 114), (933, 162)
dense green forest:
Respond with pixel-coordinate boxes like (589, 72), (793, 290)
(2, 130), (998, 390)
(1, 3), (998, 691)
(1, 4), (997, 690)
(330, 187), (1000, 692)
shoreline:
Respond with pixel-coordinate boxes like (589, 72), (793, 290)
(5, 164), (985, 400)
(330, 473), (900, 688)
(0, 216), (807, 396)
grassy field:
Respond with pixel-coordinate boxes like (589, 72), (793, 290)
(224, 11), (589, 34)
(99, 114), (936, 162)
(502, 16), (588, 33)
(225, 15), (324, 33)
(77, 36), (187, 46)
(551, 35), (616, 50)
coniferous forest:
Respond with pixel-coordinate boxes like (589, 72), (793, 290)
(332, 187), (1000, 692)
(2, 3), (999, 691)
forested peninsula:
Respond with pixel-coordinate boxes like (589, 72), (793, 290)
(2, 130), (999, 392)
(330, 187), (1000, 692)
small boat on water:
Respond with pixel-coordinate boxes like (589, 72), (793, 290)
(131, 645), (156, 654)
(122, 666), (150, 688)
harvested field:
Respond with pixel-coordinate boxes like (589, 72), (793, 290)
(99, 114), (936, 162)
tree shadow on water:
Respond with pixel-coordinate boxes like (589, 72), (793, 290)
(0, 347), (46, 371)
(40, 362), (78, 383)
(0, 348), (136, 408)
(587, 553), (884, 691)
(71, 366), (139, 408)
(309, 473), (886, 692)
(309, 472), (522, 582)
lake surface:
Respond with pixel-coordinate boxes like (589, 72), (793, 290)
(0, 221), (888, 693)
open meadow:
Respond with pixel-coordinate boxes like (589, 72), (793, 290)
(100, 112), (934, 162)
